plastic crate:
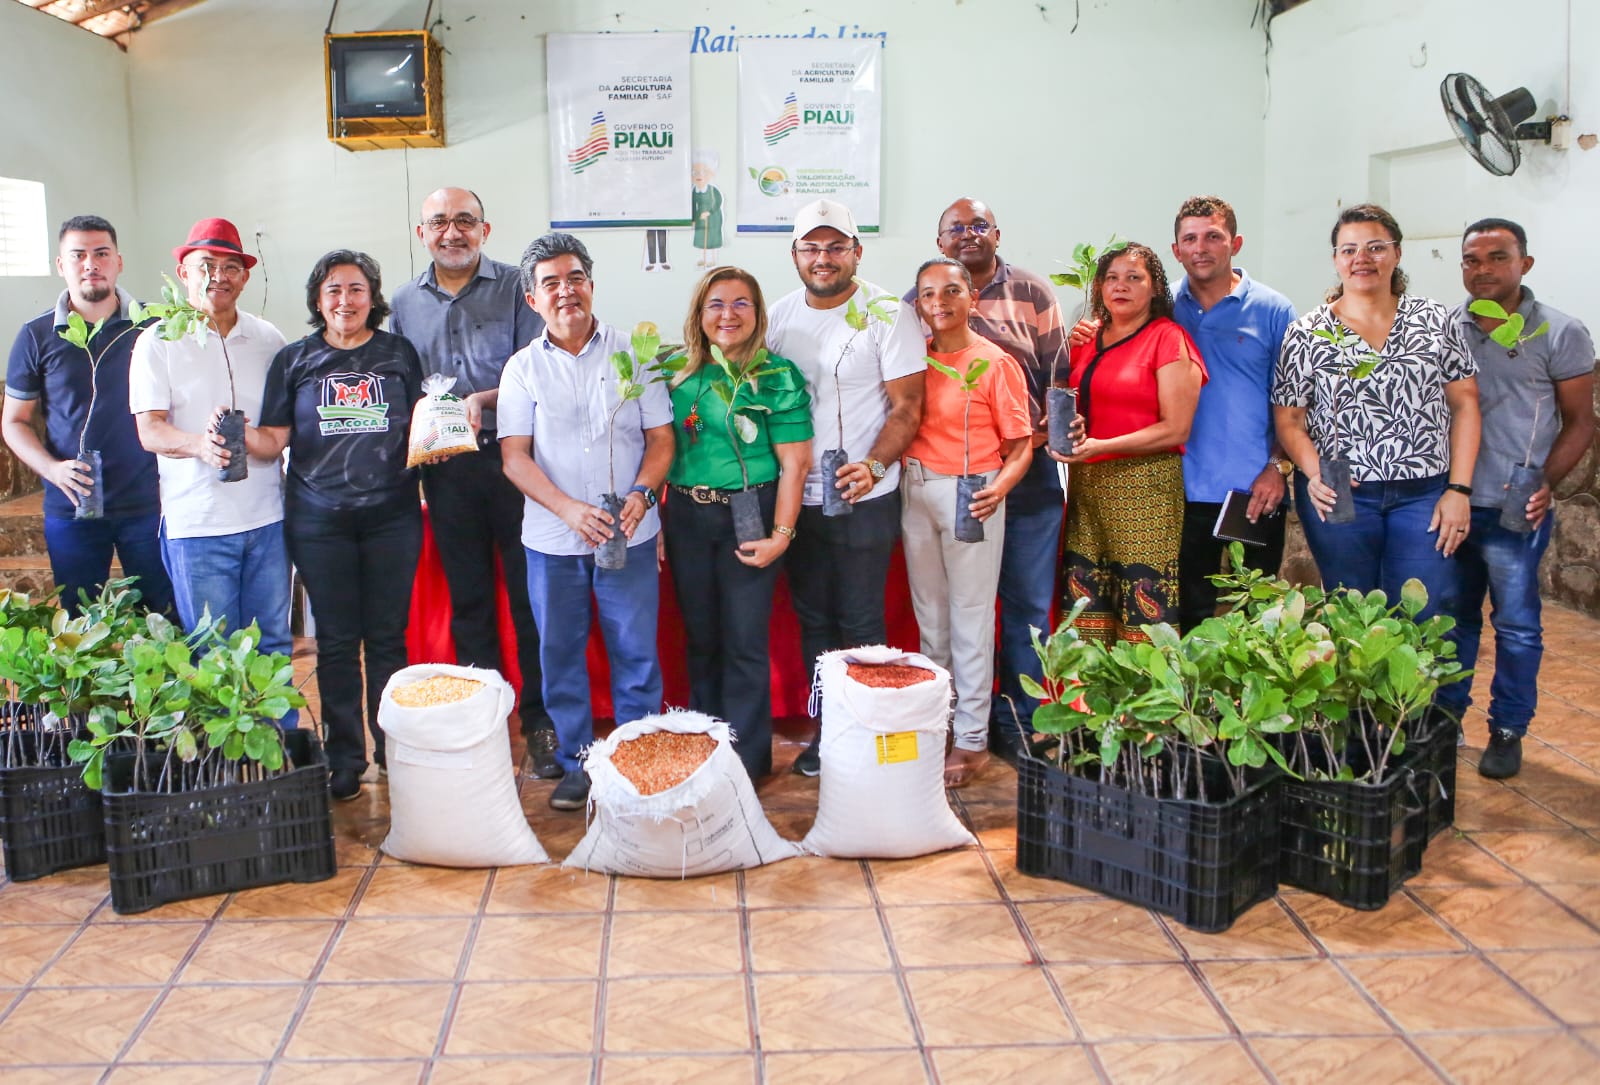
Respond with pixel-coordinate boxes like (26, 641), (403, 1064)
(102, 728), (336, 915)
(1015, 748), (1280, 933)
(1279, 742), (1428, 909)
(0, 727), (106, 882)
(1418, 716), (1458, 840)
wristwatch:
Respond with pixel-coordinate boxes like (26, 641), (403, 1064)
(1271, 457), (1295, 479)
(1445, 482), (1473, 497)
(627, 484), (658, 508)
(772, 524), (797, 541)
(864, 458), (887, 482)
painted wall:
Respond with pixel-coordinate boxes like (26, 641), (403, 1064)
(1260, 0), (1598, 317)
(0, 1), (137, 336)
(102, 0), (1269, 337)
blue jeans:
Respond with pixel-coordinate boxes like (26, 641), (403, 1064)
(525, 542), (664, 773)
(161, 521), (296, 728)
(1296, 472), (1461, 624)
(990, 456), (1064, 738)
(44, 511), (173, 616)
(1433, 507), (1553, 735)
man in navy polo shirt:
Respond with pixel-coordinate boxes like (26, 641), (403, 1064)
(4, 215), (172, 614)
(1435, 218), (1595, 779)
(1169, 195), (1297, 629)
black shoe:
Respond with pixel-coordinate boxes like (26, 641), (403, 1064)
(549, 770), (591, 810)
(330, 768), (363, 801)
(525, 728), (563, 780)
(792, 738), (820, 777)
(1479, 729), (1523, 779)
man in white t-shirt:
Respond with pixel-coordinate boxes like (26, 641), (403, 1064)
(129, 218), (292, 665)
(767, 199), (926, 776)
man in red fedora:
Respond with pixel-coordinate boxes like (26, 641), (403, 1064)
(129, 218), (295, 697)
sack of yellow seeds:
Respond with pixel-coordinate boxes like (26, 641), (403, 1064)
(406, 374), (478, 468)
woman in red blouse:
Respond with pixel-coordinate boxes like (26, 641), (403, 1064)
(1050, 243), (1206, 642)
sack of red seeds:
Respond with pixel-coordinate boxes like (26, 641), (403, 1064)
(563, 710), (801, 877)
(801, 645), (975, 859)
(405, 374), (478, 468)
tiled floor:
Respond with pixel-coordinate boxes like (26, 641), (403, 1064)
(2, 608), (1599, 1084)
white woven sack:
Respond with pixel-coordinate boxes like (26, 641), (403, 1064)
(801, 645), (976, 859)
(377, 664), (548, 867)
(563, 710), (801, 877)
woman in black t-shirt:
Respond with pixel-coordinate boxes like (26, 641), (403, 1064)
(250, 250), (423, 802)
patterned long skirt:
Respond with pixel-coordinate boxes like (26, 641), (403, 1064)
(1060, 453), (1184, 644)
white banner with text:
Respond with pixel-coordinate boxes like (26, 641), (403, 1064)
(736, 39), (882, 234)
(547, 32), (692, 229)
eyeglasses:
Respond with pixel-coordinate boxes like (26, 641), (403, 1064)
(793, 242), (855, 260)
(421, 214), (484, 233)
(1334, 241), (1400, 260)
(537, 271), (591, 294)
(189, 259), (247, 278)
(940, 221), (993, 238)
(703, 299), (754, 316)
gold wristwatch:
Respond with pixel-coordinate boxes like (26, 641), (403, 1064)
(1271, 457), (1295, 479)
(865, 458), (887, 481)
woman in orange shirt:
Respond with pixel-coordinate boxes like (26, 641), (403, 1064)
(1051, 243), (1206, 643)
(905, 257), (1033, 786)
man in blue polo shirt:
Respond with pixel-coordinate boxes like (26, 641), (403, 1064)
(4, 215), (172, 614)
(1169, 195), (1297, 629)
(1435, 218), (1595, 779)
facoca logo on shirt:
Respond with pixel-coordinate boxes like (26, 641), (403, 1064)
(317, 372), (390, 435)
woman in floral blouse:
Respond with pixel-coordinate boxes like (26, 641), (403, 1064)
(1273, 203), (1481, 620)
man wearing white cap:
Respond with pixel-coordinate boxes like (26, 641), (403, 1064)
(767, 198), (926, 776)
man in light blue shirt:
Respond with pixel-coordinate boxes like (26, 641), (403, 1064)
(1170, 195), (1297, 629)
(498, 233), (674, 810)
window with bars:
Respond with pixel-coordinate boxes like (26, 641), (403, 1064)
(0, 178), (49, 277)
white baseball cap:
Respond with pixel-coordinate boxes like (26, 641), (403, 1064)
(791, 198), (861, 243)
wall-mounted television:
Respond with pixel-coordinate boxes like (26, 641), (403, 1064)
(329, 32), (427, 118)
(325, 31), (445, 150)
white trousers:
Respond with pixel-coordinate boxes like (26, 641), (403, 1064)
(900, 459), (1005, 751)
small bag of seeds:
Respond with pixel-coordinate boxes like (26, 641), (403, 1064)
(406, 374), (478, 469)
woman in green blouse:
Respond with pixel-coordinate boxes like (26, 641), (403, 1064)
(663, 267), (813, 779)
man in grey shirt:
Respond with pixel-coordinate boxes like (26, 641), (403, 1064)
(390, 187), (556, 772)
(1435, 218), (1595, 779)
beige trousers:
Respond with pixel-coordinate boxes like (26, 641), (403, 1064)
(900, 458), (1005, 751)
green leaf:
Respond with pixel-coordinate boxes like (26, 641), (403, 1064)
(925, 357), (961, 383)
(732, 413), (758, 444)
(1018, 674), (1048, 700)
(844, 296), (867, 332)
(1049, 272), (1081, 288)
(1398, 578), (1428, 618)
(966, 358), (991, 384)
(1467, 298), (1510, 321)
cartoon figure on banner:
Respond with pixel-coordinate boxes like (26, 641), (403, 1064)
(693, 150), (725, 267)
(643, 227), (671, 273)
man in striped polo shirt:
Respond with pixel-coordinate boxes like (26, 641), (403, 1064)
(908, 197), (1071, 762)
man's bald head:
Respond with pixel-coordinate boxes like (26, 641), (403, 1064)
(937, 197), (1000, 280)
(417, 187), (491, 275)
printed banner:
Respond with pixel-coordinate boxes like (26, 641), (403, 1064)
(737, 39), (882, 234)
(547, 32), (692, 229)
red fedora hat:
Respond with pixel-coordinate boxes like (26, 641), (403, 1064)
(173, 217), (258, 268)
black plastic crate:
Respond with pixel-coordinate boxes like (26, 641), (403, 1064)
(0, 727), (106, 882)
(1414, 716), (1457, 841)
(1015, 748), (1280, 933)
(1280, 742), (1428, 909)
(102, 728), (336, 915)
